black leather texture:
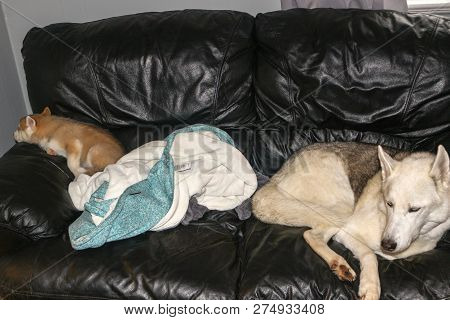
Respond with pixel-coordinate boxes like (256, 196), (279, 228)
(0, 143), (78, 240)
(0, 9), (449, 299)
(0, 211), (244, 299)
(22, 10), (256, 128)
(252, 9), (450, 175)
(240, 217), (450, 299)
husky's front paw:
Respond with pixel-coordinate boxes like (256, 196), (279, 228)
(358, 280), (380, 300)
(330, 259), (356, 282)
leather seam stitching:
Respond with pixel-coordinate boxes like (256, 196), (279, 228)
(44, 158), (71, 179)
(401, 17), (440, 122)
(255, 43), (297, 122)
(87, 57), (111, 124)
(256, 44), (289, 77)
(212, 16), (244, 125)
(226, 46), (252, 64)
(255, 43), (298, 123)
(283, 51), (295, 122)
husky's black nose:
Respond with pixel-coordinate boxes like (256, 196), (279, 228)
(381, 239), (397, 251)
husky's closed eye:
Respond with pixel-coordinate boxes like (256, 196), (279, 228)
(379, 145), (449, 254)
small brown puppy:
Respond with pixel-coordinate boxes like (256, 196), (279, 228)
(14, 107), (124, 177)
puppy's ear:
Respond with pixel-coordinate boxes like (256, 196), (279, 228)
(378, 146), (397, 181)
(430, 145), (449, 189)
(25, 116), (36, 129)
(41, 106), (51, 116)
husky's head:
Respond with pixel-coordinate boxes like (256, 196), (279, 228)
(14, 107), (51, 143)
(378, 145), (450, 254)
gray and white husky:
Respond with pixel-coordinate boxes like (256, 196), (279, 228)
(252, 142), (450, 300)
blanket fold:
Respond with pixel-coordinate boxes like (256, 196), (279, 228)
(68, 124), (257, 249)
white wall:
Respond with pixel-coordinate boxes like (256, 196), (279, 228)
(1, 0), (281, 115)
(0, 3), (27, 155)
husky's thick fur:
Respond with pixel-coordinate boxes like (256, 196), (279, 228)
(252, 142), (450, 300)
(14, 107), (124, 177)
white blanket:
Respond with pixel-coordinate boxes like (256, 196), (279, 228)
(68, 131), (257, 231)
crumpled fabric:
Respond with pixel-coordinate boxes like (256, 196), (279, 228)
(69, 124), (257, 249)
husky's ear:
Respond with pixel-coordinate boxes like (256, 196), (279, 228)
(41, 106), (51, 116)
(430, 145), (449, 189)
(378, 146), (396, 181)
(25, 116), (36, 129)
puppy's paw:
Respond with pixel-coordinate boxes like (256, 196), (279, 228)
(358, 280), (381, 300)
(47, 148), (57, 156)
(330, 259), (356, 282)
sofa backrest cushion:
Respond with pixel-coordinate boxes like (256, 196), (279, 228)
(252, 9), (450, 175)
(22, 10), (256, 130)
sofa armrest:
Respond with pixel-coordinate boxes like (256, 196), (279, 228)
(0, 143), (80, 240)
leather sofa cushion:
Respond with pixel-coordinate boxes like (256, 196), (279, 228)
(22, 10), (256, 135)
(252, 9), (450, 176)
(239, 218), (450, 299)
(0, 228), (31, 256)
(0, 143), (79, 240)
(0, 210), (243, 299)
(254, 9), (450, 133)
(250, 127), (450, 177)
(250, 126), (415, 176)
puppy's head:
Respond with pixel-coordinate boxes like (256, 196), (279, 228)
(14, 107), (51, 143)
(378, 145), (449, 254)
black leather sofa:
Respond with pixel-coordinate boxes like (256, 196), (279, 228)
(0, 9), (449, 299)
